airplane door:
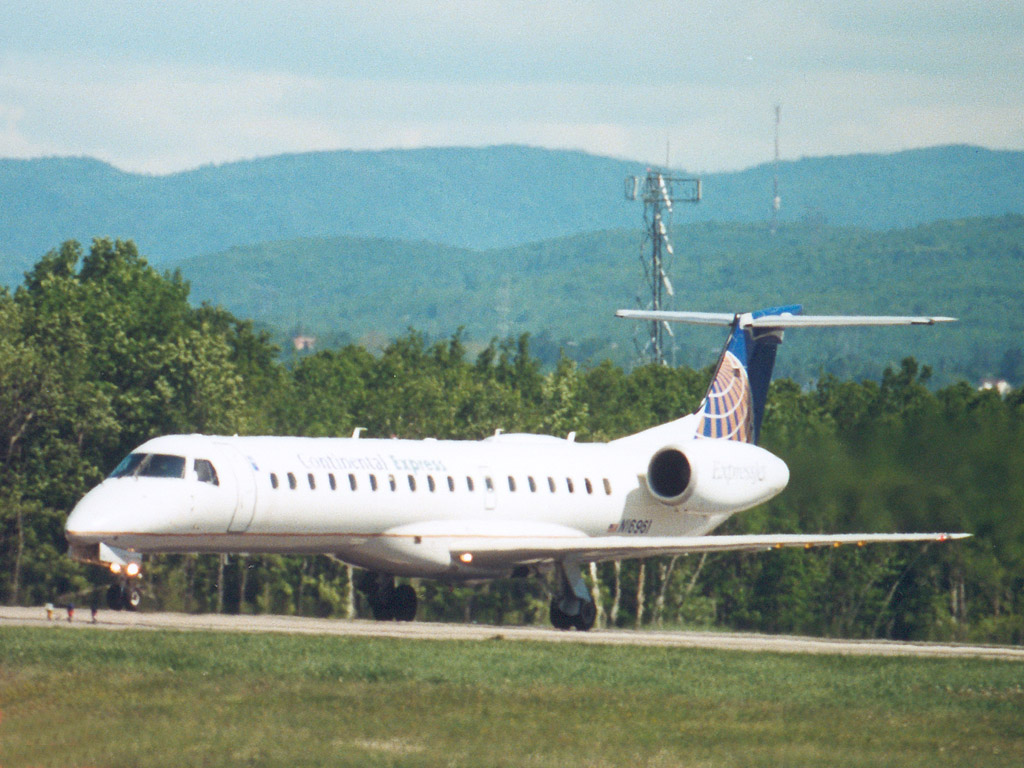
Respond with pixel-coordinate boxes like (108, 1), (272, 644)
(218, 443), (258, 533)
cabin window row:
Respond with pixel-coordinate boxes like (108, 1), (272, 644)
(267, 471), (614, 496)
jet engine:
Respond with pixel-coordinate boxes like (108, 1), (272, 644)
(645, 440), (790, 514)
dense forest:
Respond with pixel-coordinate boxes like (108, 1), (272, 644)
(1, 239), (1021, 643)
(177, 216), (1024, 386)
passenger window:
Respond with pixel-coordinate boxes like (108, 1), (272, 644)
(369, 474), (378, 491)
(566, 478), (574, 493)
(508, 476), (516, 492)
(329, 473), (337, 490)
(485, 477), (495, 492)
(139, 454), (186, 479)
(548, 477), (556, 493)
(428, 476), (436, 492)
(349, 473), (358, 491)
(603, 478), (612, 495)
(270, 473), (279, 489)
(585, 478), (593, 495)
(447, 476), (455, 492)
(408, 475), (416, 491)
(195, 459), (219, 485)
(287, 472), (297, 490)
(528, 476), (537, 492)
(467, 477), (475, 492)
(389, 474), (397, 491)
(308, 473), (316, 490)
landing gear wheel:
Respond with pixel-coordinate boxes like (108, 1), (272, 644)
(549, 600), (574, 631)
(358, 572), (418, 622)
(124, 586), (142, 611)
(369, 584), (397, 621)
(574, 600), (597, 631)
(107, 584), (124, 611)
(393, 584), (417, 622)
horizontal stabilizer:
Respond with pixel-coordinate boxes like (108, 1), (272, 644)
(616, 309), (957, 327)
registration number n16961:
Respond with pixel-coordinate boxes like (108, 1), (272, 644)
(616, 519), (652, 535)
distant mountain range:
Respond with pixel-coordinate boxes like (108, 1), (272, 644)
(2, 144), (1022, 287)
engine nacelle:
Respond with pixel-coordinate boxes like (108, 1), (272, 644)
(645, 440), (790, 514)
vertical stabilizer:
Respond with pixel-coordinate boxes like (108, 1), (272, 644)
(695, 305), (800, 444)
(616, 305), (953, 447)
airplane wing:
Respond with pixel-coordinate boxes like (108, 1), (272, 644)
(454, 531), (970, 567)
(384, 521), (969, 569)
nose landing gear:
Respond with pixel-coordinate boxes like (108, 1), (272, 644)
(106, 581), (142, 611)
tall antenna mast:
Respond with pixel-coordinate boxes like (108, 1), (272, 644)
(771, 104), (781, 235)
(625, 170), (701, 365)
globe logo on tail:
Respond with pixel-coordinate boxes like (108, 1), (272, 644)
(696, 351), (754, 442)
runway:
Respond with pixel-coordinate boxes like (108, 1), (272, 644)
(2, 605), (1022, 661)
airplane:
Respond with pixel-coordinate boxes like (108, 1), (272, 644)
(65, 305), (967, 630)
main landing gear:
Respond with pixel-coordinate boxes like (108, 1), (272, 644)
(548, 560), (597, 632)
(357, 572), (417, 622)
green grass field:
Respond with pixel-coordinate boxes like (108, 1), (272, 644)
(1, 625), (1021, 767)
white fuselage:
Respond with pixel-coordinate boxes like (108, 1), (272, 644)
(65, 422), (790, 579)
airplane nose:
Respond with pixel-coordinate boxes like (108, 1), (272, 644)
(65, 479), (198, 547)
(65, 487), (112, 544)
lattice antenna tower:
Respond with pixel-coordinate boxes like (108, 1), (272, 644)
(625, 170), (701, 365)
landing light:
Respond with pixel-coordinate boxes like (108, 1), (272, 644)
(459, 552), (473, 564)
(109, 563), (122, 575)
(125, 562), (141, 577)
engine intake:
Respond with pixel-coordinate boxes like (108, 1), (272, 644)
(647, 448), (692, 502)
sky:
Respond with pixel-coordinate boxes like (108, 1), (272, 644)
(1, 1), (1022, 174)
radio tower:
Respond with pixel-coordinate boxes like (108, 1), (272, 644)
(625, 170), (701, 365)
(770, 104), (781, 235)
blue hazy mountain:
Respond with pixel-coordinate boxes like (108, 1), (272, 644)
(1, 144), (1022, 287)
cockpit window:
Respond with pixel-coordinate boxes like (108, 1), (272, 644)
(110, 453), (146, 478)
(195, 459), (219, 485)
(109, 453), (186, 479)
(139, 454), (187, 478)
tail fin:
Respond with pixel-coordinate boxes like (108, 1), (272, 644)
(616, 307), (955, 446)
(695, 305), (799, 444)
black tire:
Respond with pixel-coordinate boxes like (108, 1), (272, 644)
(369, 583), (397, 621)
(107, 584), (124, 611)
(549, 600), (573, 631)
(393, 584), (417, 622)
(574, 601), (597, 632)
(370, 600), (395, 620)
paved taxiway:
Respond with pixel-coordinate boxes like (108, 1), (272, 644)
(2, 605), (1021, 661)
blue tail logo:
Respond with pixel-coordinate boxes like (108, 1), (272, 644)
(696, 349), (753, 442)
(696, 305), (801, 444)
